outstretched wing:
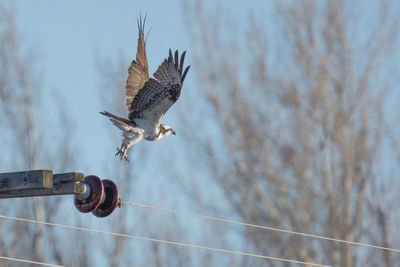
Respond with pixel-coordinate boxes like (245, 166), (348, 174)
(125, 14), (149, 110)
(128, 49), (190, 125)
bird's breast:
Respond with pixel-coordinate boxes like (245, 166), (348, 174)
(134, 118), (159, 139)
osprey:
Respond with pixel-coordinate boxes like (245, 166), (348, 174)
(100, 16), (190, 161)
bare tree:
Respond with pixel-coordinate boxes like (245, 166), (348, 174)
(183, 0), (400, 266)
(0, 5), (87, 266)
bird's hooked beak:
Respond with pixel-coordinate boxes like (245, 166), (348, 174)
(172, 130), (176, 135)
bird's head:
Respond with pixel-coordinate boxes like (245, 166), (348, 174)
(160, 124), (176, 137)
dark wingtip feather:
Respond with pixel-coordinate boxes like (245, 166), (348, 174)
(174, 50), (179, 70)
(140, 13), (143, 32)
(181, 65), (190, 83)
(168, 49), (173, 63)
(179, 51), (186, 75)
(137, 13), (148, 35)
(143, 13), (147, 30)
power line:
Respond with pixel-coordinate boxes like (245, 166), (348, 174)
(120, 200), (400, 254)
(0, 255), (64, 267)
(0, 214), (330, 267)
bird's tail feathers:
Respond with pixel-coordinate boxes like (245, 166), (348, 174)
(100, 111), (136, 131)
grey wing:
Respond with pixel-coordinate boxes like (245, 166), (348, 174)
(128, 49), (190, 124)
(125, 14), (149, 110)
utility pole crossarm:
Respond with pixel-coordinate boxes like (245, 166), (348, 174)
(0, 170), (53, 191)
(0, 170), (85, 199)
(0, 170), (120, 217)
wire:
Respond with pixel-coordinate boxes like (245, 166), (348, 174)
(120, 200), (400, 254)
(0, 255), (64, 267)
(0, 214), (330, 267)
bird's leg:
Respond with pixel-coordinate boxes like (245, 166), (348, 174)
(115, 134), (143, 162)
(115, 141), (136, 162)
(115, 143), (129, 161)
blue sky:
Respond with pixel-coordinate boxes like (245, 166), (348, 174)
(8, 0), (399, 182)
(1, 1), (399, 265)
(10, 0), (272, 175)
(12, 0), (192, 174)
(9, 0), (399, 220)
(6, 2), (273, 264)
(6, 3), (262, 262)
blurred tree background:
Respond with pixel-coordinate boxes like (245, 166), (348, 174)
(180, 0), (400, 266)
(0, 0), (400, 266)
(0, 5), (88, 266)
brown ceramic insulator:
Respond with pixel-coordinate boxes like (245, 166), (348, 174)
(92, 179), (119, 218)
(74, 175), (104, 213)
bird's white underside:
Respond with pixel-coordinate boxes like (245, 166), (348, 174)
(116, 117), (168, 150)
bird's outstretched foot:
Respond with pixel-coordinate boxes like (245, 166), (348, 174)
(115, 146), (129, 162)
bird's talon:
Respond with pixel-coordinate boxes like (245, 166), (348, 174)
(115, 147), (122, 154)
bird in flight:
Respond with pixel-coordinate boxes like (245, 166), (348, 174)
(100, 15), (190, 161)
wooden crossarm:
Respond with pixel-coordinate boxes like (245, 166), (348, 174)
(0, 170), (86, 199)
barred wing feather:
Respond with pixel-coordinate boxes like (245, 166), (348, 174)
(128, 49), (190, 125)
